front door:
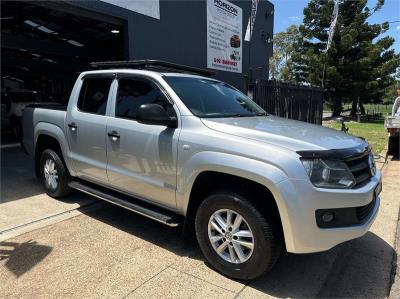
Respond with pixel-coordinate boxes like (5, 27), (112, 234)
(106, 76), (179, 209)
(66, 75), (114, 182)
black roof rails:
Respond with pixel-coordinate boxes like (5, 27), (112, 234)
(90, 60), (215, 77)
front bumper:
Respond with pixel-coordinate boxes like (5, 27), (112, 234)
(275, 170), (381, 253)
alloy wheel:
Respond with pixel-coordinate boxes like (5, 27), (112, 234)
(208, 209), (254, 264)
(43, 158), (58, 190)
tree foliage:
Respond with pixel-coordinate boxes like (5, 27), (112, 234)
(291, 0), (400, 116)
(269, 25), (300, 83)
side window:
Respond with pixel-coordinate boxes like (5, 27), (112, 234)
(116, 78), (171, 120)
(77, 77), (113, 115)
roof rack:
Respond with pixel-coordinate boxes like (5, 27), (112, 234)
(90, 60), (215, 77)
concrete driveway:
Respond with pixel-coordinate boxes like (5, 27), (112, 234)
(1, 145), (399, 298)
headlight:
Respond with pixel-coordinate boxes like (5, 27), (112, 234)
(301, 159), (355, 189)
(368, 153), (376, 176)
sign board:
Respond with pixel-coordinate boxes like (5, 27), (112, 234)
(244, 0), (259, 41)
(207, 0), (242, 73)
(100, 0), (160, 19)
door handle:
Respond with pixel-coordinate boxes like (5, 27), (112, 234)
(68, 122), (77, 131)
(107, 131), (120, 141)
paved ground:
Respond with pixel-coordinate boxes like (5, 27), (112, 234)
(1, 144), (399, 298)
(391, 212), (400, 299)
(0, 145), (97, 240)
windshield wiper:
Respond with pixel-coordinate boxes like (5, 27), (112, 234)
(229, 114), (254, 117)
(231, 112), (267, 117)
(202, 112), (267, 118)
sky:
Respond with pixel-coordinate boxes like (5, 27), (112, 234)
(270, 0), (400, 53)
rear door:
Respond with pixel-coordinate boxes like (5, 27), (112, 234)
(65, 75), (114, 182)
(106, 76), (180, 209)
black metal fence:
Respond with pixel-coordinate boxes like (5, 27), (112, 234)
(249, 80), (324, 125)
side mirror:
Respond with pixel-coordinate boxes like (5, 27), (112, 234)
(136, 104), (177, 128)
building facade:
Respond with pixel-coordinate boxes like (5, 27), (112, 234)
(2, 0), (274, 100)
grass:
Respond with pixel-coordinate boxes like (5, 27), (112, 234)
(324, 121), (388, 155)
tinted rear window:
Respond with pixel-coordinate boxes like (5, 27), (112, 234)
(78, 78), (113, 115)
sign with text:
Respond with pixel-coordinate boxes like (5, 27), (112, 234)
(207, 0), (242, 73)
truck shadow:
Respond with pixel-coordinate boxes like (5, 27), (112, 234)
(79, 202), (198, 258)
(0, 146), (93, 208)
(0, 146), (45, 203)
(249, 232), (396, 298)
(79, 202), (395, 298)
(0, 240), (52, 277)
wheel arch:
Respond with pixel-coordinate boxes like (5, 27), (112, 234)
(34, 123), (75, 177)
(182, 169), (287, 247)
(177, 152), (293, 249)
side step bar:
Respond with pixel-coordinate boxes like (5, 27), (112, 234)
(68, 181), (182, 227)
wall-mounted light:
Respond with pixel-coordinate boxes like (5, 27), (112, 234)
(265, 8), (274, 17)
(111, 29), (120, 34)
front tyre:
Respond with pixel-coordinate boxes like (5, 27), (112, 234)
(195, 191), (281, 280)
(40, 149), (72, 198)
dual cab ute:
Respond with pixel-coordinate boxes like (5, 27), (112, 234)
(22, 60), (382, 280)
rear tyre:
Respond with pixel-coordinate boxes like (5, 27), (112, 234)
(40, 149), (72, 198)
(195, 191), (282, 280)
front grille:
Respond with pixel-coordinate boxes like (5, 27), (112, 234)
(345, 152), (372, 187)
(356, 197), (376, 222)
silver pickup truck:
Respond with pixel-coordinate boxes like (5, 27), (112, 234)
(22, 61), (381, 280)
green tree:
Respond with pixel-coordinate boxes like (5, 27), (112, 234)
(292, 0), (400, 116)
(269, 25), (300, 82)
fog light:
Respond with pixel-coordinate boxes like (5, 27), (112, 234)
(322, 212), (335, 223)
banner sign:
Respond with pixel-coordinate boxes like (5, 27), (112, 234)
(100, 0), (160, 20)
(244, 0), (259, 41)
(207, 0), (243, 73)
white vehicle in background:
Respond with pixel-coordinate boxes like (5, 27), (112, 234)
(385, 95), (400, 158)
(6, 90), (55, 138)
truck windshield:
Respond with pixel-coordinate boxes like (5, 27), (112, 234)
(163, 76), (266, 118)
